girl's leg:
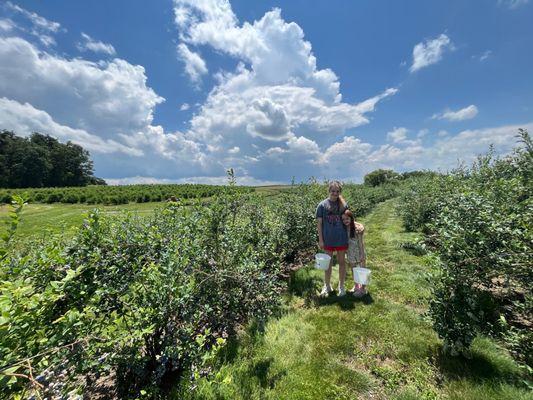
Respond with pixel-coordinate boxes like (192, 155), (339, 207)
(323, 250), (334, 292)
(337, 250), (347, 294)
(348, 262), (357, 291)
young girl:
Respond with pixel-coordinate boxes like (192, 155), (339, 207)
(316, 181), (349, 297)
(342, 209), (368, 297)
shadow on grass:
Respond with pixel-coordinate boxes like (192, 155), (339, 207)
(316, 292), (375, 310)
(432, 343), (527, 387)
(288, 267), (322, 296)
(250, 357), (287, 389)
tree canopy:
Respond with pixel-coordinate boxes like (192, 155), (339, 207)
(0, 130), (105, 188)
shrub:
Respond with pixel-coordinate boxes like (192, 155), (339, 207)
(405, 130), (533, 366)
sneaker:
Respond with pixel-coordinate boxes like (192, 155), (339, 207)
(338, 286), (346, 297)
(353, 288), (366, 298)
(320, 285), (332, 297)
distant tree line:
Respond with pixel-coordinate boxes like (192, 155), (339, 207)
(364, 168), (439, 187)
(0, 130), (105, 188)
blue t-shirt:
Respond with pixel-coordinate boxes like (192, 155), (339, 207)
(316, 199), (348, 247)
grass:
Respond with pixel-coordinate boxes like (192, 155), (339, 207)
(0, 186), (292, 239)
(0, 201), (162, 239)
(185, 200), (532, 400)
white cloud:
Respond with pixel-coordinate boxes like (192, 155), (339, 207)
(318, 136), (373, 166)
(0, 36), (164, 139)
(432, 104), (479, 121)
(410, 33), (454, 73)
(4, 2), (61, 33)
(177, 43), (208, 85)
(287, 135), (320, 155)
(3, 2), (62, 47)
(172, 1), (397, 175)
(0, 97), (142, 156)
(0, 18), (15, 32)
(478, 50), (492, 62)
(498, 0), (530, 9)
(180, 102), (190, 111)
(387, 127), (408, 143)
(77, 32), (116, 55)
(417, 129), (429, 138)
(0, 35), (213, 176)
(318, 122), (533, 181)
(105, 175), (282, 186)
(246, 98), (291, 140)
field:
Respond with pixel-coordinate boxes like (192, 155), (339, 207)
(0, 185), (294, 238)
(189, 200), (530, 400)
(0, 170), (531, 399)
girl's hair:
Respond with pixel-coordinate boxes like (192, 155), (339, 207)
(343, 209), (356, 238)
(328, 180), (347, 210)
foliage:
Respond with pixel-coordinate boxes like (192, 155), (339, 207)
(0, 175), (395, 398)
(0, 195), (27, 259)
(0, 130), (99, 188)
(0, 183), (253, 205)
(364, 169), (402, 187)
(399, 129), (533, 368)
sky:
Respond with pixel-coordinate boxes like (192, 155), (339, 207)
(0, 0), (532, 185)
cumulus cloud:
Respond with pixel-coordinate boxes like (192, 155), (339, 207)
(177, 43), (208, 85)
(318, 122), (533, 181)
(387, 127), (408, 143)
(0, 36), (164, 138)
(0, 35), (213, 177)
(0, 97), (141, 156)
(77, 32), (116, 55)
(180, 102), (190, 111)
(173, 0), (398, 174)
(410, 33), (454, 73)
(318, 136), (373, 166)
(432, 104), (479, 121)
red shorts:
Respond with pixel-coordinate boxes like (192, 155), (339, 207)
(323, 245), (348, 252)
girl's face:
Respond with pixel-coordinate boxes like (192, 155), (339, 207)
(342, 214), (351, 226)
(328, 186), (340, 201)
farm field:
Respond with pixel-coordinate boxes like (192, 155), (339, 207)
(0, 201), (163, 238)
(0, 186), (294, 239)
(189, 200), (531, 400)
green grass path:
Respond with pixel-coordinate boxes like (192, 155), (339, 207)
(190, 200), (531, 400)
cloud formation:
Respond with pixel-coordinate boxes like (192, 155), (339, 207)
(2, 2), (61, 46)
(177, 43), (208, 85)
(77, 32), (116, 55)
(432, 104), (479, 121)
(410, 33), (454, 73)
(173, 0), (398, 179)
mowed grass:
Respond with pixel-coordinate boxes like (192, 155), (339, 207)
(0, 186), (291, 240)
(187, 200), (531, 400)
(0, 201), (162, 239)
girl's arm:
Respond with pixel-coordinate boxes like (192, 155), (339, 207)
(317, 218), (324, 249)
(354, 221), (365, 234)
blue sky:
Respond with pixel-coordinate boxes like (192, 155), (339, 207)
(0, 0), (532, 185)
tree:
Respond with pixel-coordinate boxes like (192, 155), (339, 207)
(0, 130), (104, 188)
(364, 169), (401, 187)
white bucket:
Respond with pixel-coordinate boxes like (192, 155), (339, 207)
(353, 267), (371, 285)
(315, 253), (331, 270)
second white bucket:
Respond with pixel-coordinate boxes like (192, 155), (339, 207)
(315, 253), (331, 270)
(353, 267), (371, 285)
